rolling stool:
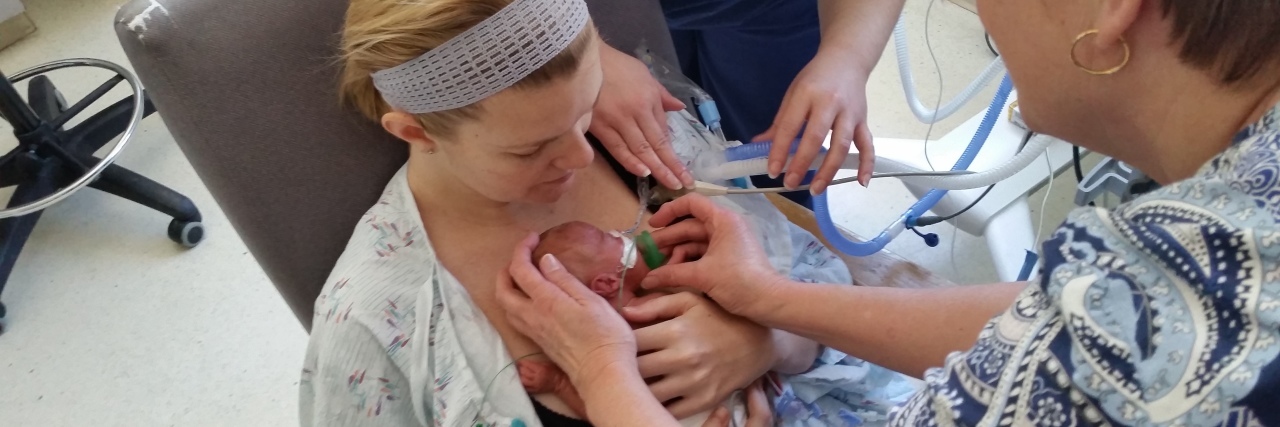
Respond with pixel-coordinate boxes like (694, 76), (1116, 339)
(0, 59), (205, 333)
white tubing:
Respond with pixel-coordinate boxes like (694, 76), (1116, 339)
(894, 16), (1007, 124)
(701, 136), (1053, 191)
(886, 136), (1051, 190)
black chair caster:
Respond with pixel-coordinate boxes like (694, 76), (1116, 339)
(168, 219), (205, 248)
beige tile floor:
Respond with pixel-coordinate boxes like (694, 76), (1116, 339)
(0, 0), (1083, 425)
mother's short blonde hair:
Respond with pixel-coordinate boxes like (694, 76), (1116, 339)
(339, 0), (597, 137)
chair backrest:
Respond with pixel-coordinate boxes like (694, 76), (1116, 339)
(114, 0), (678, 331)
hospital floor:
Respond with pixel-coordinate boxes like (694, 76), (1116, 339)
(0, 0), (1084, 425)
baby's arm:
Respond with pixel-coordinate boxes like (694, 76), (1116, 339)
(516, 359), (588, 417)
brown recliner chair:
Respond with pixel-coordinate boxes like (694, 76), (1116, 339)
(113, 0), (949, 332)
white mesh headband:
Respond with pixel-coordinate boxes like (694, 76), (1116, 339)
(370, 0), (591, 114)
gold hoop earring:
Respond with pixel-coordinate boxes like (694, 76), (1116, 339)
(1071, 29), (1130, 75)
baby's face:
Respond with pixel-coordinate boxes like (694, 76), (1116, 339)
(534, 222), (652, 307)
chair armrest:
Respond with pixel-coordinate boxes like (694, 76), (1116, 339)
(766, 194), (955, 289)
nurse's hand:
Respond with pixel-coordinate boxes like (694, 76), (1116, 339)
(641, 194), (787, 318)
(498, 234), (638, 392)
(593, 42), (695, 190)
(755, 49), (875, 194)
(621, 292), (775, 419)
(701, 380), (774, 427)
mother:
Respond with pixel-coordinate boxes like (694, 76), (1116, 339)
(298, 0), (843, 425)
(502, 0), (1280, 425)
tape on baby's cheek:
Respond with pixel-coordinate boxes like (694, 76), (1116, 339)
(610, 231), (638, 269)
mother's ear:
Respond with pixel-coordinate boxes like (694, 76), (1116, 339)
(382, 111), (438, 154)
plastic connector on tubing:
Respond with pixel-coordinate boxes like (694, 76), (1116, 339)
(690, 181), (729, 196)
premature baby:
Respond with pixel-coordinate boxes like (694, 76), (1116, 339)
(518, 221), (660, 417)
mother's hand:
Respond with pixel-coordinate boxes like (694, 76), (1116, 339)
(621, 292), (775, 419)
(497, 233), (638, 391)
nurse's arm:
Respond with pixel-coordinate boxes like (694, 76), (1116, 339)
(816, 0), (906, 73)
(749, 280), (1025, 378)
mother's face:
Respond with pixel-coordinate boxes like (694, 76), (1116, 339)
(434, 44), (604, 205)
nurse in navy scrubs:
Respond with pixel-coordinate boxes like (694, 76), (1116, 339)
(589, 1), (899, 207)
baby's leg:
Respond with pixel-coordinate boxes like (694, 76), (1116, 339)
(517, 359), (563, 394)
(516, 360), (588, 417)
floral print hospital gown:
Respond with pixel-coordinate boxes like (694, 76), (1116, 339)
(299, 111), (916, 427)
(890, 105), (1280, 426)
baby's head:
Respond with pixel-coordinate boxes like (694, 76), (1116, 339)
(533, 221), (652, 306)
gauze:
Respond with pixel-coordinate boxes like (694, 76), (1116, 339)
(609, 230), (638, 270)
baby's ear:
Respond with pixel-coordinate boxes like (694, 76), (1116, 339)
(588, 273), (621, 297)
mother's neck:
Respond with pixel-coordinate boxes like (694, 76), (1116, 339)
(404, 153), (541, 229)
(1132, 75), (1280, 185)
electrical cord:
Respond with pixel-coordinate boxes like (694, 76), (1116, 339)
(1072, 145), (1085, 182)
(1072, 145), (1096, 206)
(913, 184), (995, 227)
(922, 0), (944, 172)
(911, 131), (1034, 227)
(1034, 150), (1054, 248)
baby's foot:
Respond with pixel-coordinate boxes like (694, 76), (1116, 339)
(516, 360), (565, 394)
(517, 360), (589, 419)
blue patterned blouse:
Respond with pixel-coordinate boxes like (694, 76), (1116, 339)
(890, 103), (1280, 426)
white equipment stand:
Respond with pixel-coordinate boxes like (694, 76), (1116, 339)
(829, 92), (1077, 282)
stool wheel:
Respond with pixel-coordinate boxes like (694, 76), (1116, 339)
(168, 220), (205, 248)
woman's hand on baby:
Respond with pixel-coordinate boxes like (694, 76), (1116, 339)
(593, 42), (694, 190)
(641, 194), (787, 318)
(621, 292), (775, 419)
(755, 49), (876, 193)
(498, 233), (638, 393)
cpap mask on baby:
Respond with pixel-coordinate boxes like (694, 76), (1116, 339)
(646, 16), (1045, 257)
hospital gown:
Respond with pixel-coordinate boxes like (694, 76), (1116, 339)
(300, 111), (917, 427)
(889, 104), (1280, 426)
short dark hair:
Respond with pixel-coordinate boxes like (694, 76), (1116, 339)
(1162, 0), (1280, 84)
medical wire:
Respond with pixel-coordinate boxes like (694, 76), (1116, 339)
(484, 352), (548, 401)
(616, 233), (637, 309)
(898, 131), (1032, 227)
(1072, 145), (1098, 207)
(1072, 146), (1085, 182)
(1034, 150), (1054, 251)
(913, 184), (995, 227)
(720, 170), (976, 195)
(618, 177), (649, 307)
(924, 130), (1030, 274)
(922, 0), (944, 172)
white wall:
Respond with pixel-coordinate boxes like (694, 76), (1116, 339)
(0, 0), (23, 22)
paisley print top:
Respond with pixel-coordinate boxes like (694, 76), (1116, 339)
(890, 104), (1280, 427)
